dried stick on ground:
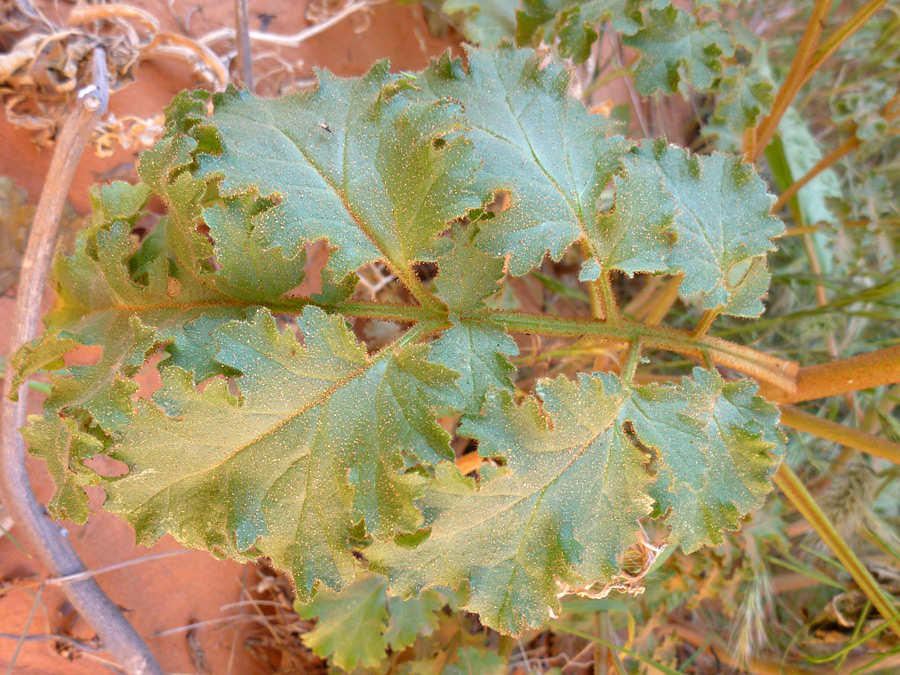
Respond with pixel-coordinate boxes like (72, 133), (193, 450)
(0, 49), (163, 675)
(234, 0), (254, 91)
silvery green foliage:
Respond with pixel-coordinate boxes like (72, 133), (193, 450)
(15, 46), (783, 652)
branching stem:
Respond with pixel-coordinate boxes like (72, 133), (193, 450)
(578, 240), (618, 323)
(198, 297), (800, 389)
(619, 338), (643, 384)
(747, 0), (833, 163)
(772, 135), (859, 213)
(800, 0), (891, 89)
(693, 307), (719, 339)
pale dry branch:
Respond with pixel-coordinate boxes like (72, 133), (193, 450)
(0, 49), (162, 675)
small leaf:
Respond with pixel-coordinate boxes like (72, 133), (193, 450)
(432, 223), (505, 314)
(715, 66), (774, 133)
(623, 6), (733, 95)
(517, 0), (649, 63)
(597, 140), (783, 316)
(429, 319), (518, 414)
(297, 573), (390, 670)
(384, 588), (444, 650)
(296, 571), (446, 669)
(20, 416), (102, 524)
(89, 181), (151, 227)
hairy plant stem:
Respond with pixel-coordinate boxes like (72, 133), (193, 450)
(775, 464), (900, 640)
(692, 308), (719, 339)
(578, 240), (617, 323)
(747, 0), (833, 163)
(779, 406), (900, 465)
(619, 338), (643, 383)
(759, 343), (900, 403)
(0, 52), (163, 675)
(236, 297), (801, 389)
(476, 310), (799, 391)
(80, 285), (900, 399)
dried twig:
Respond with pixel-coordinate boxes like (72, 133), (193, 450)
(233, 0), (254, 91)
(199, 0), (387, 48)
(0, 49), (162, 675)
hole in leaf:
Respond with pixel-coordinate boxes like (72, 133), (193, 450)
(486, 189), (511, 214)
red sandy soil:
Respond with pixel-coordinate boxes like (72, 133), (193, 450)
(0, 1), (459, 672)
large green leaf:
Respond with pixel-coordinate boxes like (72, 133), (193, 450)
(104, 307), (461, 598)
(19, 416), (103, 524)
(369, 368), (783, 634)
(594, 140), (783, 316)
(181, 66), (482, 281)
(13, 176), (308, 429)
(10, 45), (792, 645)
(417, 45), (632, 276)
(628, 368), (784, 551)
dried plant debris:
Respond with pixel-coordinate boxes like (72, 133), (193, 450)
(0, 175), (81, 294)
(0, 2), (225, 150)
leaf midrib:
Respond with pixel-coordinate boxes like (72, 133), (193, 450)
(116, 347), (388, 515)
(221, 111), (407, 276)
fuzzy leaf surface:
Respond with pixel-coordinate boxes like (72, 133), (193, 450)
(714, 66), (774, 133)
(19, 416), (103, 524)
(623, 6), (733, 95)
(297, 572), (445, 670)
(595, 140), (783, 316)
(517, 0), (650, 61)
(182, 67), (482, 280)
(370, 368), (783, 634)
(104, 307), (460, 599)
(429, 320), (518, 414)
(417, 45), (631, 276)
(13, 177), (309, 439)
